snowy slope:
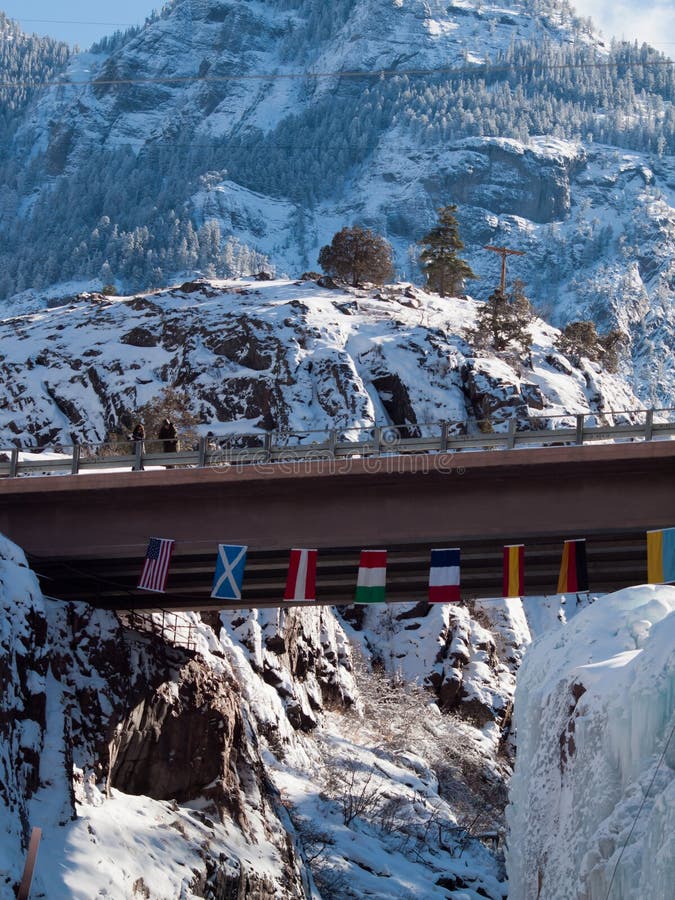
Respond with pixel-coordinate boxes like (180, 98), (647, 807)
(0, 278), (642, 449)
(507, 584), (675, 899)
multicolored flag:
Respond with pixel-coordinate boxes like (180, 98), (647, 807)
(355, 550), (387, 604)
(557, 539), (589, 593)
(428, 548), (461, 603)
(647, 528), (675, 584)
(503, 545), (524, 598)
(284, 549), (318, 602)
(138, 537), (175, 593)
(211, 544), (248, 601)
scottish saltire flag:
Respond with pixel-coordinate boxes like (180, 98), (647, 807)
(647, 528), (675, 584)
(557, 539), (589, 593)
(355, 550), (387, 604)
(138, 537), (175, 593)
(503, 545), (524, 598)
(428, 548), (461, 603)
(211, 544), (248, 601)
(284, 549), (318, 602)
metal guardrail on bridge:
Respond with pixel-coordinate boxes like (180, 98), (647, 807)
(1, 408), (673, 479)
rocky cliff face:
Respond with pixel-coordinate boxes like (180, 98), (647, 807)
(0, 278), (642, 449)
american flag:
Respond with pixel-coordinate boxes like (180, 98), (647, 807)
(137, 537), (175, 593)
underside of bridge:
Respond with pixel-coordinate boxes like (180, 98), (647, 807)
(2, 441), (673, 611)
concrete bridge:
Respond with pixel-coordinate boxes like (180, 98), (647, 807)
(1, 439), (673, 609)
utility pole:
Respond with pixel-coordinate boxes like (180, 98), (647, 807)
(484, 245), (526, 294)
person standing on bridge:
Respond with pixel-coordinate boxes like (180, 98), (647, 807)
(131, 422), (146, 451)
(159, 417), (178, 453)
(131, 422), (146, 471)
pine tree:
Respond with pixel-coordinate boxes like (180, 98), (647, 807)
(318, 225), (394, 287)
(473, 282), (533, 354)
(418, 205), (478, 297)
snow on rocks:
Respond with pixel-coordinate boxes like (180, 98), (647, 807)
(506, 584), (675, 900)
(0, 278), (643, 450)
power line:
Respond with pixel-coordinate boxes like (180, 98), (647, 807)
(0, 56), (672, 92)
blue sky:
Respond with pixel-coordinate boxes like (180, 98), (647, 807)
(1, 1), (673, 52)
(2, 2), (159, 47)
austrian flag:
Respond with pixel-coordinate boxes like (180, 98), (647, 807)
(355, 550), (387, 604)
(428, 548), (461, 603)
(137, 537), (174, 593)
(284, 549), (317, 602)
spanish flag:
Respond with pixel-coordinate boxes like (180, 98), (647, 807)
(557, 539), (589, 593)
(647, 528), (675, 584)
(503, 545), (524, 598)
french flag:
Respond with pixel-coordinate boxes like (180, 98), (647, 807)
(284, 549), (318, 602)
(428, 548), (461, 603)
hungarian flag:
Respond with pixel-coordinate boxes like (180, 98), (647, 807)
(503, 545), (524, 598)
(284, 549), (318, 602)
(355, 550), (387, 604)
(138, 537), (174, 593)
(557, 539), (589, 593)
(647, 528), (675, 584)
(428, 548), (461, 603)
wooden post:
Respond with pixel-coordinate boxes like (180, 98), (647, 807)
(9, 447), (19, 477)
(263, 431), (273, 462)
(440, 422), (449, 453)
(197, 435), (207, 468)
(506, 418), (517, 450)
(17, 826), (42, 900)
(327, 429), (337, 458)
(483, 245), (526, 293)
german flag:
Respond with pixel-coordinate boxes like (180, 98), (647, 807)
(503, 545), (524, 598)
(557, 539), (589, 593)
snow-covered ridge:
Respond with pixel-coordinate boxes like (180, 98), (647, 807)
(0, 278), (642, 448)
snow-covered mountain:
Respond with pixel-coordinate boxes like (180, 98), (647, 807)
(0, 277), (642, 449)
(0, 1), (673, 403)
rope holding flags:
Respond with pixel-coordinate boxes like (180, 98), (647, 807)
(557, 539), (589, 594)
(134, 527), (675, 605)
(503, 545), (524, 598)
(647, 528), (675, 584)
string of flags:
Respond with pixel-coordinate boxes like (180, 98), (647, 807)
(137, 528), (675, 601)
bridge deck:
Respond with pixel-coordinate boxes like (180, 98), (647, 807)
(3, 441), (672, 611)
